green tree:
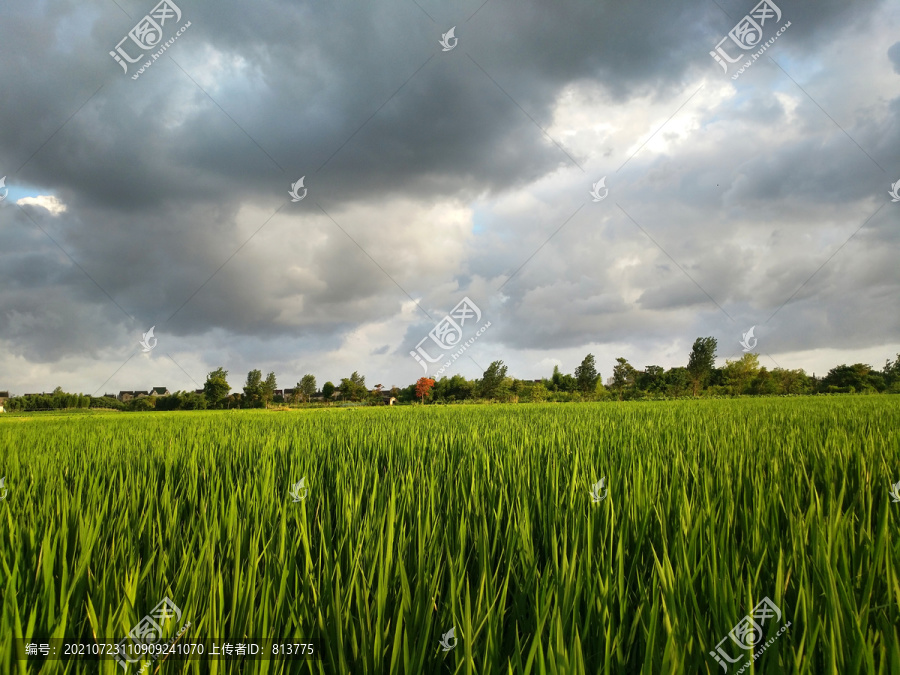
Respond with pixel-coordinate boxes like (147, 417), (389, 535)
(203, 367), (230, 408)
(821, 363), (879, 393)
(550, 365), (578, 393)
(665, 367), (690, 397)
(433, 374), (474, 402)
(353, 372), (367, 399)
(687, 337), (718, 396)
(243, 369), (263, 407)
(750, 366), (777, 395)
(530, 382), (548, 402)
(322, 381), (335, 400)
(479, 360), (508, 399)
(128, 396), (154, 412)
(339, 371), (367, 401)
(771, 368), (809, 395)
(261, 372), (277, 407)
(296, 374), (317, 403)
(574, 354), (599, 394)
(722, 353), (760, 396)
(611, 357), (638, 400)
(882, 354), (900, 392)
(637, 365), (665, 394)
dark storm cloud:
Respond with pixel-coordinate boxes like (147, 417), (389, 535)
(0, 0), (897, 391)
(889, 41), (900, 74)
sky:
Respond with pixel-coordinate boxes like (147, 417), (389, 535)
(0, 0), (898, 395)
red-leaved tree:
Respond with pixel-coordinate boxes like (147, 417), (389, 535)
(415, 377), (435, 403)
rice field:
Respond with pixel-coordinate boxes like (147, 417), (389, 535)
(0, 396), (898, 674)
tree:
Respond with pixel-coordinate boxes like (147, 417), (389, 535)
(883, 354), (900, 392)
(262, 371), (277, 407)
(128, 396), (154, 412)
(820, 363), (879, 393)
(611, 357), (638, 400)
(339, 371), (367, 401)
(415, 377), (436, 403)
(750, 366), (777, 395)
(550, 365), (578, 393)
(687, 337), (718, 396)
(771, 368), (810, 395)
(722, 353), (760, 396)
(182, 391), (207, 410)
(243, 369), (263, 407)
(296, 374), (316, 403)
(665, 367), (690, 397)
(479, 360), (508, 399)
(530, 382), (548, 402)
(574, 354), (599, 394)
(433, 374), (474, 402)
(637, 365), (665, 394)
(203, 367), (230, 408)
(322, 381), (335, 400)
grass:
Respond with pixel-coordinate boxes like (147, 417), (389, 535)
(0, 396), (898, 673)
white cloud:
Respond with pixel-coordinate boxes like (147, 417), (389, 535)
(16, 195), (67, 215)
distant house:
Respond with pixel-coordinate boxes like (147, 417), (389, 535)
(274, 389), (284, 398)
(194, 389), (204, 395)
(133, 391), (150, 399)
(118, 391), (135, 402)
(150, 387), (169, 396)
(103, 393), (117, 399)
(0, 390), (8, 413)
(370, 389), (398, 406)
(283, 388), (295, 398)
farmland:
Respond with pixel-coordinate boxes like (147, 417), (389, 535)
(0, 396), (898, 673)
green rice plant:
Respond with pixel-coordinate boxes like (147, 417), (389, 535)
(0, 396), (897, 673)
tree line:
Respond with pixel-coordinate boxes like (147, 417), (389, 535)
(5, 338), (900, 411)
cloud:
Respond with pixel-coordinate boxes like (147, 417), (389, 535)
(0, 0), (898, 393)
(16, 195), (68, 215)
(890, 41), (900, 74)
